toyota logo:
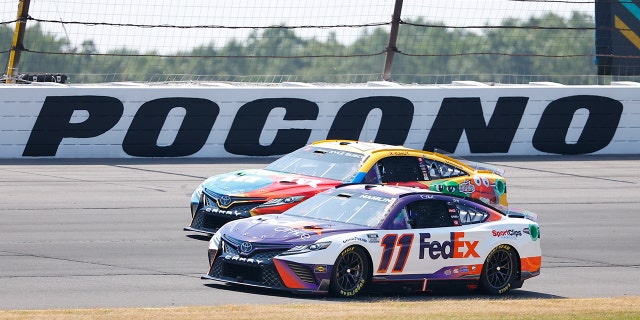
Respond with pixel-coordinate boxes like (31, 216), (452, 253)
(218, 195), (232, 207)
(239, 242), (253, 255)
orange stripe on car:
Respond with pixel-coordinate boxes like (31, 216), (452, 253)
(521, 256), (542, 273)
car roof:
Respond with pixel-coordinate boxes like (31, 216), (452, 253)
(334, 183), (440, 198)
(311, 139), (411, 154)
(310, 140), (478, 172)
(334, 183), (507, 215)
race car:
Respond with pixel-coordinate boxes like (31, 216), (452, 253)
(186, 140), (508, 234)
(203, 184), (541, 297)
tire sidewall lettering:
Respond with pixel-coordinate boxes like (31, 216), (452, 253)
(339, 278), (366, 297)
(482, 244), (515, 295)
(341, 246), (355, 257)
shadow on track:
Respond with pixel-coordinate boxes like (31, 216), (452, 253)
(202, 281), (563, 303)
(187, 234), (212, 241)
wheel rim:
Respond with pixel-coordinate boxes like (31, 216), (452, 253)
(335, 251), (364, 291)
(485, 249), (513, 289)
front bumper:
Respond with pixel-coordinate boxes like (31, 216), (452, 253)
(186, 188), (265, 234)
(202, 236), (332, 294)
(186, 207), (253, 234)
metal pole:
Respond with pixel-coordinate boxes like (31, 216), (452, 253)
(382, 0), (403, 81)
(6, 0), (31, 84)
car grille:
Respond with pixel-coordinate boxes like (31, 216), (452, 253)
(203, 189), (266, 210)
(209, 258), (285, 288)
(190, 211), (233, 233)
(208, 236), (295, 288)
(190, 196), (266, 233)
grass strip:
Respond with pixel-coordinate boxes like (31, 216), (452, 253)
(1, 296), (638, 320)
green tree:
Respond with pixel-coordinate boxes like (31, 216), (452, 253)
(2, 12), (597, 84)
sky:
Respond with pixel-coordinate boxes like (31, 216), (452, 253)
(1, 0), (595, 54)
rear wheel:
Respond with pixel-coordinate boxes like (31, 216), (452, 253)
(330, 246), (370, 297)
(480, 245), (517, 295)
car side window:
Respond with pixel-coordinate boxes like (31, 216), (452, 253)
(456, 202), (489, 225)
(364, 163), (382, 184)
(406, 200), (454, 229)
(388, 207), (411, 230)
(376, 157), (425, 183)
(422, 157), (467, 180)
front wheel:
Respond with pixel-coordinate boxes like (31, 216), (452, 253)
(480, 245), (518, 295)
(330, 246), (370, 297)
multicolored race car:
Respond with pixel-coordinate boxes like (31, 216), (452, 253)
(186, 140), (508, 234)
(203, 184), (541, 297)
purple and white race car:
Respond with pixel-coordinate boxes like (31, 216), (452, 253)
(203, 184), (541, 297)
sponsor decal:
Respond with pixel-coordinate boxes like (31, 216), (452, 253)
(219, 195), (232, 207)
(204, 206), (244, 216)
(220, 174), (264, 184)
(367, 233), (380, 243)
(21, 94), (623, 157)
(323, 149), (361, 158)
(419, 232), (480, 260)
(359, 194), (393, 203)
(285, 178), (323, 188)
(314, 265), (327, 273)
(492, 229), (523, 238)
(458, 180), (476, 194)
(221, 253), (264, 265)
(239, 242), (253, 256)
(274, 226), (311, 239)
(342, 236), (368, 243)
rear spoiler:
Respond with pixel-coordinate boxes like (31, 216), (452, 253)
(433, 148), (505, 176)
(505, 209), (538, 222)
(463, 160), (505, 176)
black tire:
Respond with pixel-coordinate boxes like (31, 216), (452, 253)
(480, 244), (518, 295)
(330, 246), (370, 298)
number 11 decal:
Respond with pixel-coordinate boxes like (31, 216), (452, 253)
(378, 234), (414, 273)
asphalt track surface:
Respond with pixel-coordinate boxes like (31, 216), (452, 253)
(1, 156), (639, 310)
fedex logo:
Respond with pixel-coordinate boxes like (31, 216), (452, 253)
(419, 232), (479, 260)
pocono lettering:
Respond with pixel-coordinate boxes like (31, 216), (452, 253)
(22, 95), (623, 157)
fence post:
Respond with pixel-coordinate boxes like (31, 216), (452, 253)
(382, 0), (403, 81)
(6, 0), (31, 84)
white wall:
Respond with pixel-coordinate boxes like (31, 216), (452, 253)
(1, 82), (638, 158)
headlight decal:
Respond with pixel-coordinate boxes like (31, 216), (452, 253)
(281, 241), (331, 255)
(260, 195), (305, 207)
(210, 231), (222, 248)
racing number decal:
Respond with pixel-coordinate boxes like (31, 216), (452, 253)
(378, 234), (414, 273)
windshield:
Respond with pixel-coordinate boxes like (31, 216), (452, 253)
(283, 190), (395, 228)
(265, 146), (364, 181)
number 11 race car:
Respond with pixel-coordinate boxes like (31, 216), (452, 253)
(187, 140), (508, 235)
(203, 184), (541, 297)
